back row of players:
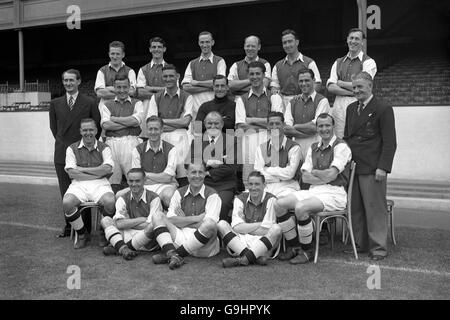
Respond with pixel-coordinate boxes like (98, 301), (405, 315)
(53, 27), (396, 268)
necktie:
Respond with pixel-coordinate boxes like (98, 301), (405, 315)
(68, 96), (74, 110)
(357, 102), (364, 116)
(210, 137), (215, 157)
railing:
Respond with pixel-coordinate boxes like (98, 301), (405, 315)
(0, 101), (50, 112)
(0, 80), (50, 93)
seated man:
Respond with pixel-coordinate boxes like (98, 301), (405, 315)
(146, 64), (193, 187)
(128, 115), (177, 208)
(191, 111), (237, 221)
(217, 171), (282, 268)
(274, 113), (352, 264)
(101, 168), (163, 260)
(254, 111), (302, 197)
(63, 118), (116, 249)
(150, 162), (221, 270)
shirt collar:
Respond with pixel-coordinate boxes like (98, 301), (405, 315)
(150, 60), (166, 68)
(184, 184), (206, 199)
(78, 139), (99, 150)
(317, 134), (337, 150)
(114, 96), (132, 103)
(66, 91), (79, 102)
(284, 52), (303, 64)
(164, 88), (180, 98)
(301, 90), (317, 102)
(145, 140), (164, 152)
(248, 87), (268, 98)
(108, 61), (125, 71)
(361, 94), (374, 108)
(199, 53), (215, 63)
(207, 133), (222, 143)
(246, 191), (267, 205)
(344, 50), (364, 62)
(269, 136), (288, 148)
(130, 190), (147, 203)
(244, 56), (260, 63)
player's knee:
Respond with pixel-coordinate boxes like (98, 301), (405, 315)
(217, 220), (232, 236)
(161, 187), (175, 206)
(62, 195), (78, 213)
(200, 219), (217, 237)
(269, 224), (282, 238)
(294, 202), (309, 219)
(101, 216), (114, 229)
(274, 198), (289, 216)
(101, 194), (116, 215)
(143, 223), (154, 237)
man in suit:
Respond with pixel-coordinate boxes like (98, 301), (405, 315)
(191, 111), (237, 222)
(344, 71), (396, 261)
(49, 69), (101, 237)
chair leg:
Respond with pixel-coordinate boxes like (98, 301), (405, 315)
(346, 220), (358, 260)
(330, 219), (335, 251)
(92, 207), (99, 233)
(314, 216), (321, 263)
(390, 206), (397, 245)
(342, 220), (346, 243)
(70, 227), (74, 241)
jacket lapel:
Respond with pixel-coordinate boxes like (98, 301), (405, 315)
(61, 94), (85, 135)
(349, 97), (377, 136)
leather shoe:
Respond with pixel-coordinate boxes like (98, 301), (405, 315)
(57, 226), (71, 238)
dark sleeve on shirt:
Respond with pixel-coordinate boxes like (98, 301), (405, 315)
(377, 105), (397, 173)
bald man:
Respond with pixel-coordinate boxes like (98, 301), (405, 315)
(228, 35), (272, 97)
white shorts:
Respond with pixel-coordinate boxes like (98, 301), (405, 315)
(331, 95), (357, 139)
(65, 178), (113, 203)
(265, 181), (300, 198)
(173, 226), (220, 258)
(106, 135), (142, 184)
(293, 184), (347, 212)
(144, 183), (176, 196)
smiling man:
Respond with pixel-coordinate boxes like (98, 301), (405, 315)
(50, 69), (101, 237)
(227, 35), (272, 96)
(182, 31), (226, 122)
(136, 37), (171, 140)
(217, 171), (282, 268)
(149, 162), (221, 270)
(146, 64), (193, 186)
(271, 29), (321, 111)
(63, 118), (116, 249)
(99, 74), (144, 194)
(344, 71), (396, 261)
(327, 28), (377, 139)
(274, 113), (352, 264)
(284, 68), (330, 161)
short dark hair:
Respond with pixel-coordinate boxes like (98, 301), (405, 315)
(248, 170), (265, 184)
(199, 31), (213, 39)
(127, 167), (146, 178)
(146, 115), (164, 128)
(109, 41), (125, 52)
(162, 64), (178, 73)
(80, 118), (97, 127)
(62, 69), (81, 81)
(248, 61), (266, 73)
(149, 36), (166, 47)
(281, 29), (298, 40)
(267, 111), (284, 123)
(213, 74), (228, 85)
(347, 28), (366, 39)
(316, 113), (335, 125)
(114, 74), (129, 84)
(298, 68), (315, 80)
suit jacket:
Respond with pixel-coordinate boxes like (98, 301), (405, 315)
(49, 93), (101, 165)
(190, 133), (237, 192)
(344, 96), (397, 175)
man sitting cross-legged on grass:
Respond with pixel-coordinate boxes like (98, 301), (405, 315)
(274, 113), (351, 264)
(63, 118), (116, 249)
(150, 162), (221, 270)
(218, 170), (282, 268)
(101, 168), (163, 260)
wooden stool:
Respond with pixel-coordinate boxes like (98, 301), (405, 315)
(70, 202), (101, 241)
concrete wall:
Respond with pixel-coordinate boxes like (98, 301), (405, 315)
(0, 92), (51, 106)
(0, 106), (449, 181)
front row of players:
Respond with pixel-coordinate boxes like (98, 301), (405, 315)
(62, 111), (351, 268)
